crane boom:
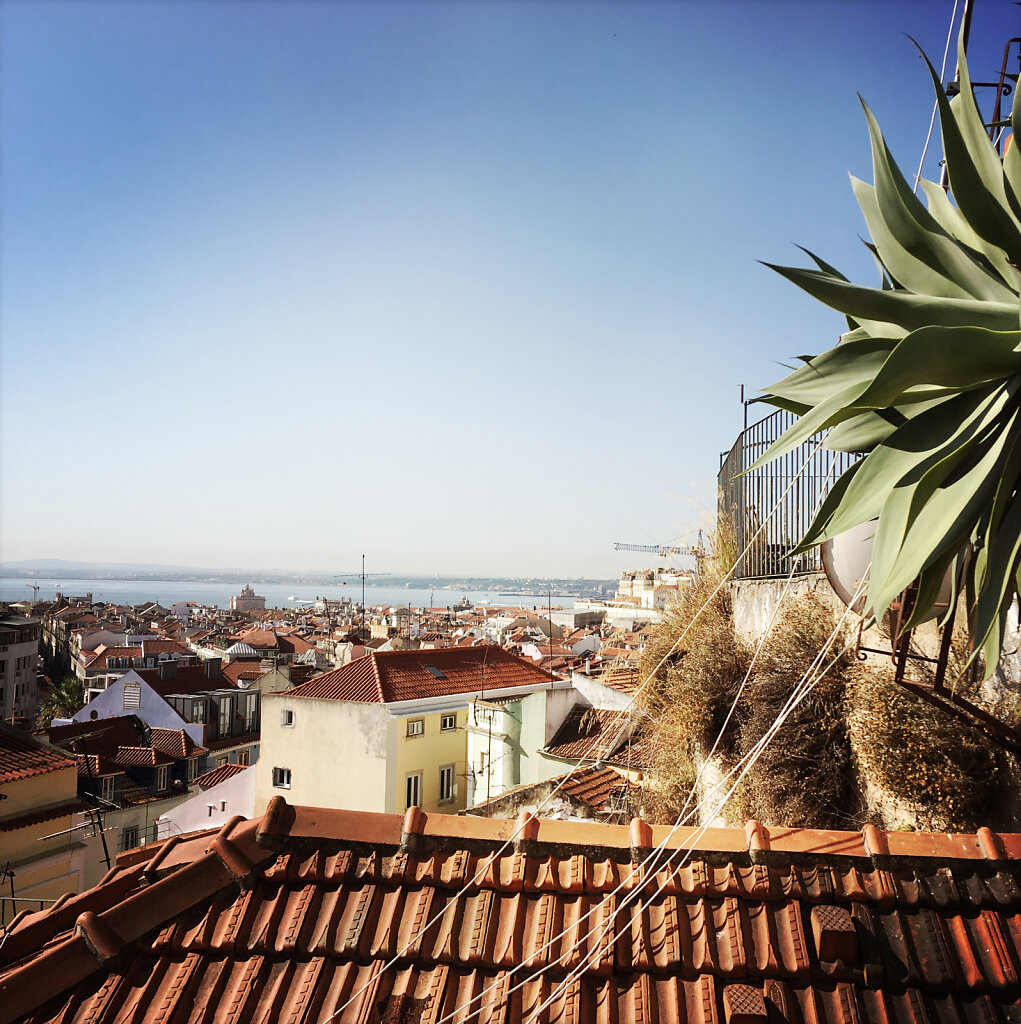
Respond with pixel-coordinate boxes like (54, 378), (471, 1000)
(613, 542), (684, 556)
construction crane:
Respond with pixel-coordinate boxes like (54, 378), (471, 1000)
(614, 534), (705, 562)
(614, 543), (684, 557)
(25, 583), (40, 601)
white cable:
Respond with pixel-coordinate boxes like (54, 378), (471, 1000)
(914, 0), (959, 192)
(324, 435), (828, 1022)
(676, 451), (838, 824)
(523, 582), (866, 1023)
(430, 570), (867, 1024)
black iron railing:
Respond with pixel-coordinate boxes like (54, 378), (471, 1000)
(1, 896), (57, 928)
(718, 410), (859, 579)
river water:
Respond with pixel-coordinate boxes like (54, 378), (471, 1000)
(0, 577), (572, 612)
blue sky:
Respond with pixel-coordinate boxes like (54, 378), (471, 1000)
(1, 0), (1015, 577)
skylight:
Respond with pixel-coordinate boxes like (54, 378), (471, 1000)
(425, 665), (447, 680)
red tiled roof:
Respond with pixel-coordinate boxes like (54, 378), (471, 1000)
(3, 802), (1021, 1022)
(220, 660), (267, 685)
(285, 645), (554, 703)
(0, 727), (77, 785)
(276, 634), (314, 655)
(191, 763), (248, 789)
(84, 646), (142, 669)
(113, 746), (173, 767)
(560, 763), (638, 807)
(74, 753), (122, 778)
(148, 728), (204, 760)
(234, 628), (277, 649)
(544, 706), (635, 761)
(470, 764), (636, 816)
(135, 665), (239, 695)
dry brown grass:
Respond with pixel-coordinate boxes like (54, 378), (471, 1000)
(846, 636), (1002, 831)
(639, 517), (1009, 831)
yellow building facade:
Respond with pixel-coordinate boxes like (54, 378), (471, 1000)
(0, 727), (86, 920)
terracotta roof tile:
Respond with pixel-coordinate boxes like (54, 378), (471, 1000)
(544, 706), (642, 762)
(148, 728), (204, 760)
(3, 804), (1021, 1023)
(220, 660), (268, 685)
(191, 763), (248, 789)
(286, 645), (554, 703)
(471, 764), (637, 816)
(0, 727), (77, 784)
(114, 746), (173, 767)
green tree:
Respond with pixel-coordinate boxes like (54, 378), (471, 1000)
(36, 676), (84, 727)
(754, 33), (1021, 674)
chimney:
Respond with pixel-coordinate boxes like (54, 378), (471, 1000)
(205, 657), (222, 680)
(159, 660), (177, 681)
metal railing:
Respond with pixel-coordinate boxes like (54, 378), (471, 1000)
(1, 896), (57, 928)
(718, 409), (859, 579)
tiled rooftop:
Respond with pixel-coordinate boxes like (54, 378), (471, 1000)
(544, 706), (651, 764)
(192, 762), (248, 789)
(285, 645), (555, 704)
(148, 727), (205, 760)
(560, 764), (639, 808)
(2, 802), (1021, 1022)
(469, 764), (637, 817)
(0, 726), (77, 785)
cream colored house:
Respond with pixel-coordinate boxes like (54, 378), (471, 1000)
(255, 646), (554, 817)
(0, 725), (86, 918)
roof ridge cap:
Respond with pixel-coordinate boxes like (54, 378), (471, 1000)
(371, 651), (385, 702)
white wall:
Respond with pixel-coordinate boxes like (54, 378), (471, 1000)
(255, 693), (391, 814)
(157, 767), (256, 836)
(569, 673), (632, 711)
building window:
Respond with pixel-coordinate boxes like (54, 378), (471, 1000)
(405, 772), (422, 809)
(122, 683), (141, 710)
(215, 756), (228, 768)
(120, 825), (139, 851)
(439, 764), (455, 803)
(100, 775), (116, 804)
(155, 765), (169, 792)
(281, 708), (295, 727)
(440, 714), (456, 732)
(407, 718), (424, 737)
(237, 750), (250, 766)
(187, 757), (198, 782)
(272, 767), (291, 789)
(245, 694), (259, 732)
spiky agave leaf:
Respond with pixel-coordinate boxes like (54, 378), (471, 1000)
(751, 32), (1021, 676)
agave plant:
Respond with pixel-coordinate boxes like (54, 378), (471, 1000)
(752, 33), (1021, 676)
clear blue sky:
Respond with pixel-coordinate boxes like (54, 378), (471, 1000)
(1, 0), (1014, 577)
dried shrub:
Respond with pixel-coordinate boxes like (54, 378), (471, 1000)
(846, 657), (999, 831)
(639, 518), (750, 823)
(730, 593), (862, 829)
(643, 568), (864, 829)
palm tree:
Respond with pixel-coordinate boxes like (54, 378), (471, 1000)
(36, 676), (85, 727)
(753, 32), (1020, 675)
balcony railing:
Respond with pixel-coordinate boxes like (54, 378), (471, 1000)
(718, 409), (859, 580)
